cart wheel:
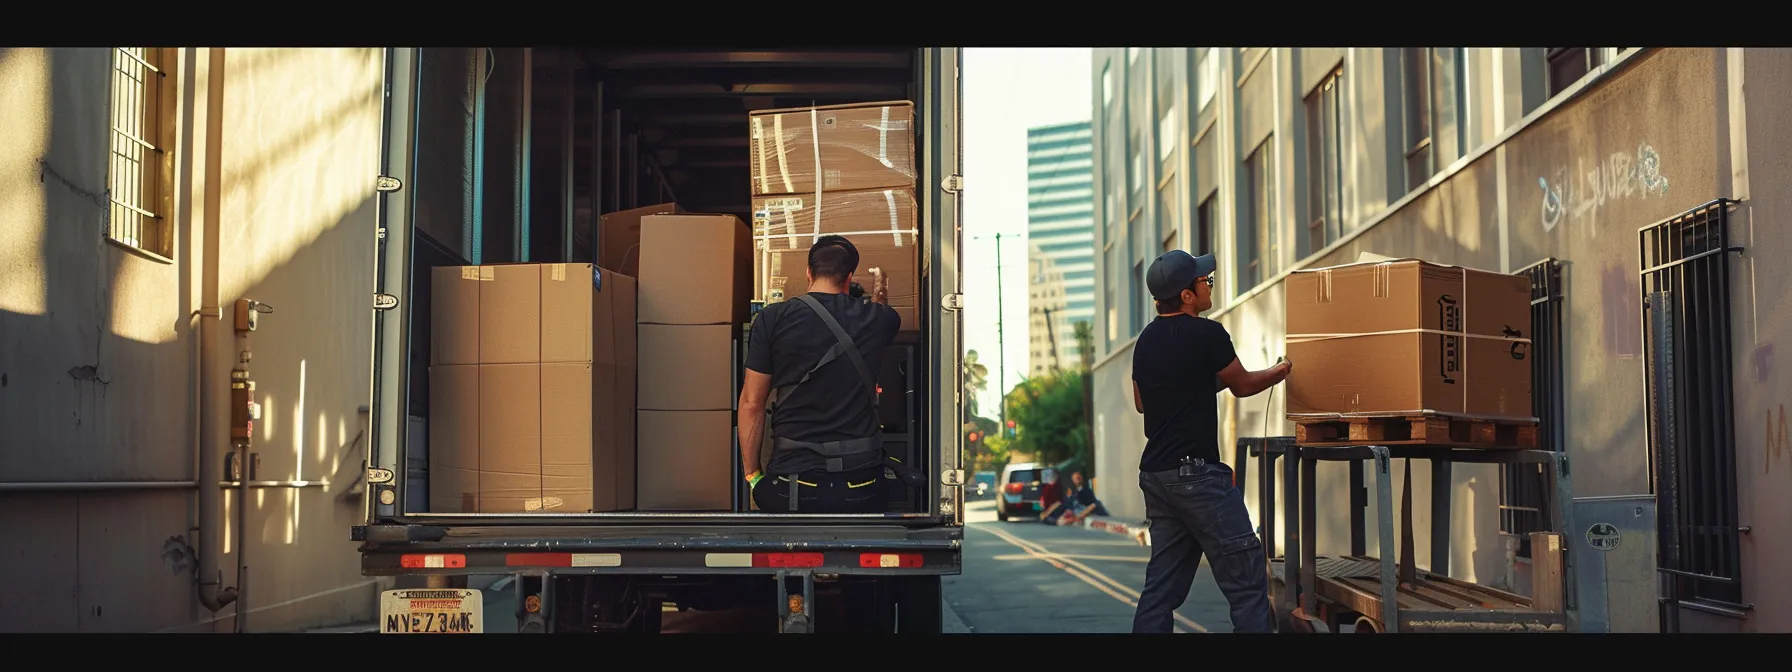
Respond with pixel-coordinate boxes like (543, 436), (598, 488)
(1353, 615), (1383, 634)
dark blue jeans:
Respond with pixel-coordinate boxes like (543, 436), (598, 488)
(1131, 462), (1273, 633)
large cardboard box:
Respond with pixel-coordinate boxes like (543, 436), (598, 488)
(748, 101), (917, 198)
(1283, 259), (1533, 419)
(638, 324), (736, 411)
(427, 263), (638, 513)
(751, 186), (921, 332)
(637, 410), (734, 511)
(638, 214), (752, 326)
(576, 202), (683, 276)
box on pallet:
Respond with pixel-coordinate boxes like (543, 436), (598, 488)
(1283, 258), (1533, 419)
(428, 263), (637, 513)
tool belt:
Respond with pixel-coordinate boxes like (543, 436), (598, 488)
(764, 294), (921, 510)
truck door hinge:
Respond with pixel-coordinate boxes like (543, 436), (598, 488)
(374, 293), (399, 311)
(941, 469), (965, 487)
(375, 176), (403, 193)
(942, 174), (964, 194)
(942, 293), (965, 311)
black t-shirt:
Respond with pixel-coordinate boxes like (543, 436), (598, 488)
(745, 292), (902, 475)
(1071, 485), (1097, 507)
(1132, 313), (1239, 472)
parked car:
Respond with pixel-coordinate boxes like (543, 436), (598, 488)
(971, 471), (997, 499)
(997, 463), (1054, 522)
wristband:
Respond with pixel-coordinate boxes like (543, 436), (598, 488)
(747, 472), (764, 488)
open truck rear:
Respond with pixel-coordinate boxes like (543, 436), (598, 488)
(352, 47), (966, 633)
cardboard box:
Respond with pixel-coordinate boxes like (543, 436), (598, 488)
(575, 202), (684, 276)
(751, 186), (922, 332)
(1283, 259), (1534, 419)
(427, 263), (639, 513)
(749, 101), (917, 198)
(637, 410), (734, 511)
(638, 214), (752, 326)
(638, 324), (736, 411)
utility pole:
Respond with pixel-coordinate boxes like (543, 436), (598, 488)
(995, 232), (1006, 438)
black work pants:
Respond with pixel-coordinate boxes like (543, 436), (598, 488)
(752, 465), (886, 514)
(1131, 461), (1274, 633)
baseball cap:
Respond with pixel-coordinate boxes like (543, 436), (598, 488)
(1146, 250), (1217, 300)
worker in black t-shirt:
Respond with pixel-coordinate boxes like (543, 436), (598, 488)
(1129, 249), (1292, 634)
(738, 235), (903, 513)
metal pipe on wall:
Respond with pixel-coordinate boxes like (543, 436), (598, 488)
(194, 45), (239, 619)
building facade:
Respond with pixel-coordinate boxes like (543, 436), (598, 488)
(1025, 121), (1096, 373)
(1027, 253), (1070, 376)
(0, 47), (394, 632)
(1089, 47), (1791, 633)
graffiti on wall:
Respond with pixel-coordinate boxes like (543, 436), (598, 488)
(1537, 142), (1672, 234)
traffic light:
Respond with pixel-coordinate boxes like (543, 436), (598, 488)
(966, 431), (980, 443)
(1004, 419), (1017, 439)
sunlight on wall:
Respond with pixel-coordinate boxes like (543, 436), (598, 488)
(217, 48), (382, 303)
(0, 48), (50, 316)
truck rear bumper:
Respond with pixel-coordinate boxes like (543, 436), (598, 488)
(356, 522), (963, 577)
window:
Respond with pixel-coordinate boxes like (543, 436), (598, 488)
(1197, 48), (1218, 111)
(1546, 48), (1604, 97)
(1303, 69), (1344, 257)
(108, 47), (171, 258)
(1133, 260), (1146, 329)
(1157, 106), (1177, 164)
(1129, 131), (1146, 201)
(1402, 47), (1437, 192)
(1196, 194), (1215, 257)
(1102, 64), (1114, 108)
(1129, 47), (1142, 64)
(1157, 180), (1179, 250)
(1163, 230), (1178, 253)
(1239, 140), (1274, 289)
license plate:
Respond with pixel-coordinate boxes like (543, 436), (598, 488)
(380, 588), (483, 634)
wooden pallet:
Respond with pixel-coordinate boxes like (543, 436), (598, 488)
(1290, 412), (1538, 449)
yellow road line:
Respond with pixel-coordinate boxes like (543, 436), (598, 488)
(975, 524), (1209, 633)
(991, 552), (1150, 564)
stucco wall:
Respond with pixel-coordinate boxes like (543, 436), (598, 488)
(0, 47), (384, 633)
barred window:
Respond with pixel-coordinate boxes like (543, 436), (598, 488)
(108, 48), (171, 258)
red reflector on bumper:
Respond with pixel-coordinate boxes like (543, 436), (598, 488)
(399, 553), (466, 569)
(506, 553), (572, 567)
(859, 553), (923, 568)
(752, 553), (824, 568)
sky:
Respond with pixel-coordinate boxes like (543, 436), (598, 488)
(961, 47), (1093, 419)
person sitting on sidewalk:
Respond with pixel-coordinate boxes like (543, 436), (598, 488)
(1055, 471), (1109, 526)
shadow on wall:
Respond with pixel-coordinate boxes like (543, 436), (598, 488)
(0, 46), (382, 633)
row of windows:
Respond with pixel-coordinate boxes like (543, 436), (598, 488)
(1095, 47), (1625, 349)
(108, 48), (171, 260)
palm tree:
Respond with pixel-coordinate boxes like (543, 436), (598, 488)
(1073, 320), (1094, 372)
(963, 349), (990, 422)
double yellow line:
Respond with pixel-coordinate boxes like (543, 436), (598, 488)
(974, 523), (1209, 634)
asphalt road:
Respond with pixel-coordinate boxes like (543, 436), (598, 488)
(943, 499), (1237, 634)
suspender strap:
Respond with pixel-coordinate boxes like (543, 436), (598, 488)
(766, 294), (884, 511)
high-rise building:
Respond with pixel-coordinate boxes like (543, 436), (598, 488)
(1085, 48), (1791, 635)
(1025, 120), (1095, 374)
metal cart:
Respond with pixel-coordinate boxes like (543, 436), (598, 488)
(1233, 436), (1574, 633)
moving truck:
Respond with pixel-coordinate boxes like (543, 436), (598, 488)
(353, 47), (965, 633)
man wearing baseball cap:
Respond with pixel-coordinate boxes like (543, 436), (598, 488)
(1129, 249), (1292, 634)
(738, 234), (904, 514)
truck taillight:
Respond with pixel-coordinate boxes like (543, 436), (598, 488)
(400, 553), (466, 569)
(1006, 482), (1024, 494)
(859, 553), (923, 568)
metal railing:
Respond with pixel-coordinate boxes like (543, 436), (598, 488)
(1499, 258), (1565, 558)
(108, 47), (167, 256)
(1640, 198), (1750, 629)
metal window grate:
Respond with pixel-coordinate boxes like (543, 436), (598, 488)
(107, 47), (166, 255)
(1499, 258), (1565, 557)
(1640, 198), (1750, 629)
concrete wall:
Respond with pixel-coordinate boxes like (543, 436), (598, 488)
(1090, 47), (1790, 632)
(0, 47), (385, 632)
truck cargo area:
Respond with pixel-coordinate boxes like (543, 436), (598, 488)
(367, 47), (956, 528)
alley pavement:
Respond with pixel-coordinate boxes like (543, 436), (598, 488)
(943, 498), (1236, 633)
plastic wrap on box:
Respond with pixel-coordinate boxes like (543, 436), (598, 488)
(749, 101), (917, 198)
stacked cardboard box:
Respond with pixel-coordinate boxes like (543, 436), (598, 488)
(635, 214), (752, 511)
(748, 101), (921, 332)
(1283, 259), (1533, 419)
(428, 263), (638, 513)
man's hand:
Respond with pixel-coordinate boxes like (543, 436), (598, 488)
(1274, 357), (1294, 381)
(869, 267), (889, 305)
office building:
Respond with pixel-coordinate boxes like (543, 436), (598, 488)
(1025, 121), (1096, 374)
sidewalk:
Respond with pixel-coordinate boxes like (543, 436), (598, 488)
(1079, 515), (1153, 547)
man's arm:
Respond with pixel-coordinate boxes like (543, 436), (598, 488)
(1132, 381), (1144, 414)
(738, 370), (772, 481)
(1216, 357), (1292, 398)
